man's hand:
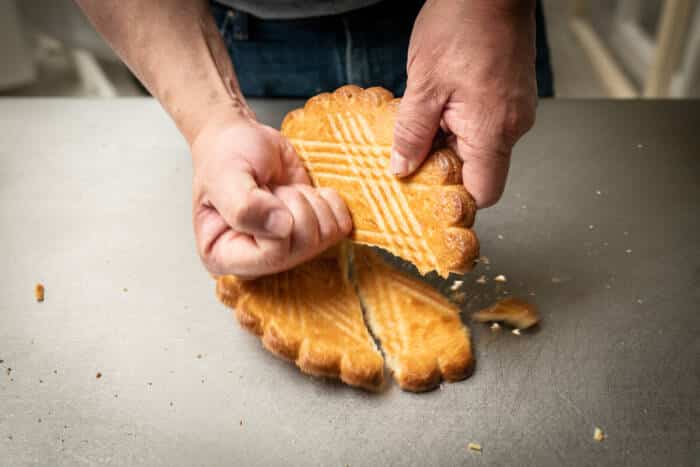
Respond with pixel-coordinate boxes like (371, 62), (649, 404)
(390, 0), (538, 208)
(192, 113), (352, 278)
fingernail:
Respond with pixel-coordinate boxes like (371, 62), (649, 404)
(264, 209), (293, 238)
(389, 149), (410, 176)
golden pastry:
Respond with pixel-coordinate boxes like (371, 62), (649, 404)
(216, 253), (384, 391)
(353, 246), (474, 392)
(281, 85), (479, 277)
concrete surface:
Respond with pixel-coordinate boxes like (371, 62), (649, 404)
(0, 99), (698, 466)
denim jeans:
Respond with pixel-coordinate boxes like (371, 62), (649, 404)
(210, 0), (554, 98)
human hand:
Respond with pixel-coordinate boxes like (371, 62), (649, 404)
(390, 0), (538, 208)
(191, 112), (352, 279)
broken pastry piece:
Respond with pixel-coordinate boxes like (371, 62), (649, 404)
(281, 85), (479, 277)
(216, 255), (384, 391)
(353, 246), (474, 392)
(471, 297), (540, 330)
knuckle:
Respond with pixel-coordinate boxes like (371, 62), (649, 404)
(321, 216), (339, 239)
(501, 98), (536, 144)
(261, 242), (288, 267)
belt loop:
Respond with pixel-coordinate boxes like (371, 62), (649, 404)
(230, 9), (249, 41)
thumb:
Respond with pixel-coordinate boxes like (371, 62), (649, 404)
(209, 160), (293, 239)
(390, 84), (445, 177)
(454, 137), (511, 209)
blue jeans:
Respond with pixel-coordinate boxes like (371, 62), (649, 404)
(210, 0), (554, 98)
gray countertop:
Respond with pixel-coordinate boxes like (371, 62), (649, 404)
(0, 98), (698, 467)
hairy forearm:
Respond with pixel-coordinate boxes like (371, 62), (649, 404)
(76, 0), (251, 143)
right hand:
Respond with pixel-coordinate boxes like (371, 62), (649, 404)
(191, 112), (352, 279)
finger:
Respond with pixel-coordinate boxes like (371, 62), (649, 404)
(209, 162), (293, 239)
(316, 187), (353, 236)
(294, 185), (339, 240)
(206, 227), (289, 278)
(391, 83), (446, 177)
(454, 137), (511, 209)
(196, 206), (293, 278)
(273, 185), (321, 255)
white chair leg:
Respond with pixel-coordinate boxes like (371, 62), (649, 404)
(643, 0), (694, 97)
(71, 48), (117, 97)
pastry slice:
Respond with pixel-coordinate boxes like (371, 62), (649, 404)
(353, 246), (474, 392)
(472, 297), (540, 330)
(216, 254), (384, 391)
(281, 85), (479, 277)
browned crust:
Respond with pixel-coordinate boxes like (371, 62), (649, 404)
(281, 85), (479, 278)
(215, 261), (384, 392)
(353, 247), (474, 392)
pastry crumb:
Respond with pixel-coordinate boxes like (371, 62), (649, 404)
(512, 329), (521, 336)
(467, 442), (482, 453)
(625, 249), (632, 254)
(490, 323), (501, 331)
(593, 427), (605, 441)
(595, 190), (602, 195)
(35, 283), (45, 302)
(95, 372), (102, 379)
(450, 280), (464, 291)
(551, 277), (562, 283)
(240, 419), (243, 426)
(494, 274), (507, 283)
(475, 275), (487, 285)
(479, 256), (490, 265)
(588, 224), (595, 230)
(497, 234), (504, 240)
(450, 292), (467, 304)
(472, 298), (540, 329)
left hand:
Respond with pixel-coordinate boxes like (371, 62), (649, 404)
(390, 0), (538, 208)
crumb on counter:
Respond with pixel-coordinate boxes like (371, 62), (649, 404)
(450, 292), (467, 304)
(472, 298), (540, 330)
(493, 275), (507, 283)
(490, 323), (501, 332)
(96, 372), (102, 379)
(479, 256), (490, 265)
(35, 283), (45, 302)
(467, 442), (482, 453)
(475, 275), (487, 285)
(594, 427), (605, 441)
(450, 280), (464, 291)
(512, 329), (521, 336)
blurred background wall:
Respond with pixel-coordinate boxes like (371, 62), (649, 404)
(0, 0), (698, 98)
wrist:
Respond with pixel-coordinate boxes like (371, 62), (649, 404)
(184, 97), (255, 148)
